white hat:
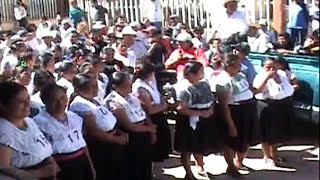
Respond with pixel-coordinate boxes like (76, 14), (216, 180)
(122, 26), (136, 36)
(92, 21), (106, 30)
(176, 32), (192, 42)
(129, 21), (141, 29)
(40, 30), (55, 39)
(258, 19), (268, 26)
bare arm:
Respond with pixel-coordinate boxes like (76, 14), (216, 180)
(216, 90), (237, 137)
(0, 145), (59, 178)
(81, 113), (125, 144)
(138, 88), (168, 115)
(111, 105), (156, 133)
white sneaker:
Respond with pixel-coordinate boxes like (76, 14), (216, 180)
(264, 158), (276, 167)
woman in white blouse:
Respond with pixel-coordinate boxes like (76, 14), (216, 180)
(34, 83), (95, 180)
(0, 82), (58, 179)
(69, 73), (129, 180)
(132, 63), (172, 162)
(253, 57), (294, 166)
(104, 71), (157, 180)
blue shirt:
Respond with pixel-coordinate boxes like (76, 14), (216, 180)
(241, 58), (257, 89)
(287, 2), (309, 29)
(69, 7), (84, 26)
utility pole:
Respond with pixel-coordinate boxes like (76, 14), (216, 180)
(273, 0), (286, 34)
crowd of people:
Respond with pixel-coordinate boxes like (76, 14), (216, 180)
(0, 0), (318, 179)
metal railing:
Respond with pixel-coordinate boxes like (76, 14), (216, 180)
(0, 0), (58, 23)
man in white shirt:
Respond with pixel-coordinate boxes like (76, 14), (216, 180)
(142, 0), (163, 30)
(218, 0), (248, 40)
(14, 0), (28, 28)
(247, 23), (270, 53)
(121, 26), (148, 63)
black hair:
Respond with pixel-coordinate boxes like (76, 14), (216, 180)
(51, 44), (62, 52)
(78, 62), (93, 73)
(79, 48), (91, 57)
(101, 47), (114, 55)
(312, 29), (320, 37)
(278, 32), (289, 39)
(135, 63), (155, 80)
(222, 53), (240, 67)
(208, 37), (221, 45)
(193, 26), (204, 33)
(73, 73), (93, 91)
(87, 54), (101, 65)
(273, 55), (291, 70)
(33, 70), (56, 94)
(112, 71), (130, 87)
(151, 30), (162, 38)
(58, 61), (75, 79)
(184, 61), (203, 77)
(40, 83), (66, 106)
(37, 52), (53, 68)
(11, 66), (30, 81)
(0, 81), (26, 106)
(67, 45), (80, 59)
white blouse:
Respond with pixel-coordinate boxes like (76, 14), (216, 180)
(0, 118), (52, 168)
(104, 91), (146, 123)
(253, 70), (294, 100)
(69, 96), (117, 132)
(34, 111), (86, 155)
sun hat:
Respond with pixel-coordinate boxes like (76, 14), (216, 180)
(224, 0), (238, 8)
(176, 32), (192, 42)
(121, 26), (136, 36)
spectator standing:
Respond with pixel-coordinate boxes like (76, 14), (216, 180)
(259, 19), (277, 44)
(69, 0), (85, 27)
(309, 0), (319, 32)
(247, 23), (270, 53)
(142, 0), (163, 30)
(91, 0), (108, 25)
(287, 0), (309, 47)
(217, 0), (248, 40)
(14, 0), (28, 28)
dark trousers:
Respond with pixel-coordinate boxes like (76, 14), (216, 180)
(18, 17), (28, 28)
(289, 28), (308, 47)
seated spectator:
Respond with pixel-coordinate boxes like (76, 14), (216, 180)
(303, 29), (319, 55)
(247, 23), (269, 53)
(206, 37), (223, 60)
(191, 26), (209, 50)
(259, 19), (277, 43)
(165, 32), (208, 80)
(271, 33), (294, 54)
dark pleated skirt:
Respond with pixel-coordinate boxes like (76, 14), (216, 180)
(127, 131), (152, 180)
(215, 99), (257, 153)
(87, 139), (128, 180)
(174, 111), (216, 155)
(55, 152), (93, 180)
(257, 97), (294, 145)
(150, 113), (172, 162)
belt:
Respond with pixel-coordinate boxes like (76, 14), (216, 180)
(53, 148), (85, 162)
(259, 97), (292, 103)
(230, 98), (254, 105)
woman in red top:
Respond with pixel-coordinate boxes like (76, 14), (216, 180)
(165, 32), (208, 80)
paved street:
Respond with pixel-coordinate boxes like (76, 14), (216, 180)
(153, 122), (319, 180)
